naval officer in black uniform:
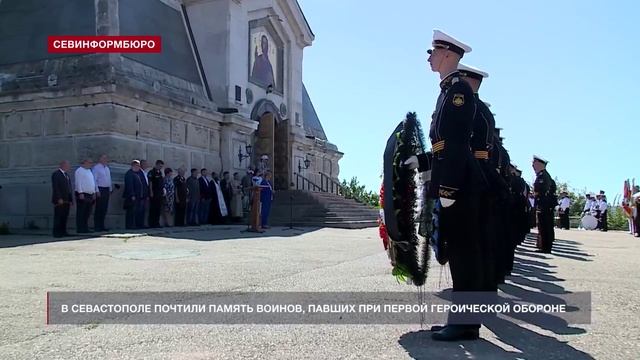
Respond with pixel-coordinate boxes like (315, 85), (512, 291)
(533, 155), (557, 253)
(490, 128), (512, 284)
(457, 63), (500, 294)
(425, 29), (484, 341)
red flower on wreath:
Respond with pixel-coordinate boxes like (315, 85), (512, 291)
(378, 183), (389, 250)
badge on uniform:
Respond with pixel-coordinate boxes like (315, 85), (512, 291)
(452, 94), (464, 106)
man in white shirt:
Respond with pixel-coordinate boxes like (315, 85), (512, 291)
(583, 194), (595, 215)
(74, 158), (97, 233)
(557, 192), (571, 230)
(140, 159), (151, 227)
(92, 154), (112, 232)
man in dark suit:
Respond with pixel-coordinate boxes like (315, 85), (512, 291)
(147, 160), (164, 228)
(198, 168), (212, 224)
(51, 160), (73, 238)
(123, 160), (144, 229)
(174, 167), (188, 227)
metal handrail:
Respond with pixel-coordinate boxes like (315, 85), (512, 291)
(318, 171), (344, 197)
(294, 172), (322, 192)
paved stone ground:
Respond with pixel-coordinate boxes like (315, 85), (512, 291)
(1, 226), (638, 359)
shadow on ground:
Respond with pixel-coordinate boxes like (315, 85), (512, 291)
(399, 233), (594, 359)
(0, 224), (324, 249)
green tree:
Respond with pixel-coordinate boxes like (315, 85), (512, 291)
(340, 177), (380, 208)
(607, 206), (630, 231)
(554, 179), (586, 217)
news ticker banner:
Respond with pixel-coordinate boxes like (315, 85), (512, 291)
(47, 36), (161, 53)
(46, 291), (591, 325)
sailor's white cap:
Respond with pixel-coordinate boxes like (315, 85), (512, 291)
(458, 63), (489, 80)
(427, 29), (472, 57)
(533, 155), (549, 165)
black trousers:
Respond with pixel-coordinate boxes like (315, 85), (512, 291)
(75, 193), (94, 232)
(125, 199), (143, 229)
(529, 208), (537, 229)
(137, 198), (147, 228)
(480, 194), (497, 292)
(53, 203), (70, 237)
(506, 205), (526, 277)
(148, 196), (163, 227)
(490, 197), (510, 284)
(94, 187), (110, 230)
(559, 210), (570, 230)
(600, 210), (608, 231)
(174, 200), (186, 226)
(537, 209), (555, 253)
(440, 194), (483, 327)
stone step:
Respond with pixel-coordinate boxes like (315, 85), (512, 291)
(267, 190), (379, 229)
(270, 215), (377, 222)
(269, 219), (378, 229)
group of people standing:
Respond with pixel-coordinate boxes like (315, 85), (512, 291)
(50, 154), (275, 236)
(405, 30), (555, 342)
(121, 161), (271, 230)
(581, 192), (609, 231)
(51, 155), (115, 237)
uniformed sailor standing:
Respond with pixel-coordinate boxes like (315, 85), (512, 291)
(558, 192), (571, 230)
(491, 128), (512, 284)
(532, 155), (557, 253)
(507, 164), (529, 275)
(596, 193), (608, 231)
(424, 30), (484, 341)
(583, 194), (595, 216)
(456, 64), (498, 294)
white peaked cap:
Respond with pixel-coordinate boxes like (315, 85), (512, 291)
(458, 63), (489, 79)
(430, 29), (472, 56)
(533, 155), (549, 164)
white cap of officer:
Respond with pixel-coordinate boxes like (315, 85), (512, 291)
(427, 29), (472, 57)
(458, 63), (489, 81)
(533, 155), (549, 165)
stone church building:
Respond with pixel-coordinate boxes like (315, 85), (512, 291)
(0, 0), (342, 229)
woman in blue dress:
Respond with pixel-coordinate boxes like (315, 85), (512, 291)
(259, 171), (274, 229)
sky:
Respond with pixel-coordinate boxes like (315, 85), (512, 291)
(298, 0), (639, 204)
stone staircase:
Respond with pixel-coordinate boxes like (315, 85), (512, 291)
(268, 190), (379, 229)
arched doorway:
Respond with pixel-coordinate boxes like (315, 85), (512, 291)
(251, 100), (290, 190)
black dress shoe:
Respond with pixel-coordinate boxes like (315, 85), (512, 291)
(431, 325), (479, 341)
(430, 325), (446, 331)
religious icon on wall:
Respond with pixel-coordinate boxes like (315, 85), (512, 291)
(249, 19), (283, 92)
(251, 34), (275, 88)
